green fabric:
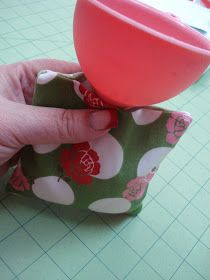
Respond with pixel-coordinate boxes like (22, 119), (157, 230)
(6, 70), (192, 215)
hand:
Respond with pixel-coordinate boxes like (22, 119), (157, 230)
(0, 59), (118, 176)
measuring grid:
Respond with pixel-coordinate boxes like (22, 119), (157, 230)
(0, 1), (209, 279)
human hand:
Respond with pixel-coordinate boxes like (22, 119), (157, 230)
(0, 59), (118, 176)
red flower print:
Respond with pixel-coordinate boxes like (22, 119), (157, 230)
(60, 142), (100, 185)
(123, 177), (148, 201)
(9, 167), (30, 192)
(122, 171), (155, 202)
(79, 84), (111, 109)
(166, 112), (192, 145)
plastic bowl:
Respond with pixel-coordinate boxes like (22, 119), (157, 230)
(73, 0), (210, 107)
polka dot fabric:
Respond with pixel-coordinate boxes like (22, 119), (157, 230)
(7, 71), (192, 215)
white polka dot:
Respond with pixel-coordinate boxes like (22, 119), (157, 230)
(37, 70), (58, 85)
(137, 147), (172, 176)
(61, 72), (82, 79)
(32, 176), (74, 205)
(88, 198), (131, 214)
(33, 144), (60, 154)
(17, 159), (22, 168)
(73, 80), (84, 100)
(90, 134), (123, 179)
(62, 73), (93, 90)
(132, 108), (162, 125)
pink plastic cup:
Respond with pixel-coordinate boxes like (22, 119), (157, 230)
(73, 0), (210, 107)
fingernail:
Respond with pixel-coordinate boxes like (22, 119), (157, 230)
(89, 110), (118, 131)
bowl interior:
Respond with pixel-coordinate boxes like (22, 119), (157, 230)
(96, 0), (210, 52)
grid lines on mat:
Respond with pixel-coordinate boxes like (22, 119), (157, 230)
(0, 1), (209, 280)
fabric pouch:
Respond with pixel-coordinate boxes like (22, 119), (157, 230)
(7, 70), (192, 215)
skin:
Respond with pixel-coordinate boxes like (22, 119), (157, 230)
(0, 59), (117, 176)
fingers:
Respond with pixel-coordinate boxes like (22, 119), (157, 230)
(0, 59), (85, 171)
(3, 101), (118, 146)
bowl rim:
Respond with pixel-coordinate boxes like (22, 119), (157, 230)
(86, 0), (210, 57)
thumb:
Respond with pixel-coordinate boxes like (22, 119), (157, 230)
(6, 101), (118, 146)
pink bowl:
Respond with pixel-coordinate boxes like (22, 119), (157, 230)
(73, 0), (210, 107)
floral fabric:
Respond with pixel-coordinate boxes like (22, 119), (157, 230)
(7, 71), (192, 215)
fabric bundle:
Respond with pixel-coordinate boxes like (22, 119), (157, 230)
(7, 70), (192, 215)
